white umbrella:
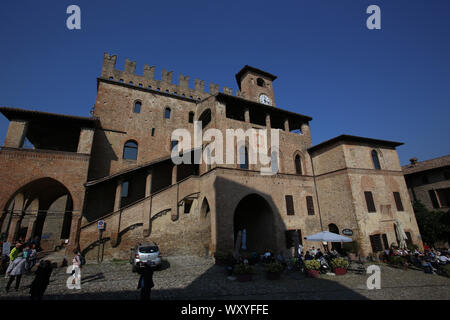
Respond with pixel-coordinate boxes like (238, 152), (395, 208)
(241, 229), (247, 251)
(395, 220), (408, 249)
(305, 231), (353, 243)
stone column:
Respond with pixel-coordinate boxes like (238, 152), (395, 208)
(172, 165), (177, 185)
(77, 128), (95, 154)
(284, 118), (290, 132)
(68, 212), (82, 248)
(25, 217), (36, 241)
(244, 108), (250, 123)
(265, 113), (271, 129)
(114, 178), (124, 212)
(143, 168), (153, 237)
(7, 215), (21, 243)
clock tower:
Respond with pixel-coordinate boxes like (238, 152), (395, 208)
(235, 65), (277, 107)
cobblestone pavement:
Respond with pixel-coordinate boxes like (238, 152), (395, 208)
(0, 256), (449, 300)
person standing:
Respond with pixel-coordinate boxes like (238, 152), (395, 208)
(5, 252), (27, 292)
(30, 260), (53, 300)
(9, 242), (22, 262)
(137, 261), (154, 300)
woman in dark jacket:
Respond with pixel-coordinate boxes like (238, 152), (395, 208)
(137, 261), (154, 300)
(30, 260), (53, 300)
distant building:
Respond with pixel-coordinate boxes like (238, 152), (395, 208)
(403, 155), (450, 211)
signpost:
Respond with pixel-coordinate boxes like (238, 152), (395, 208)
(342, 229), (353, 236)
(97, 220), (105, 263)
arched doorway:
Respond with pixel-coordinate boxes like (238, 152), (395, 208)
(200, 197), (212, 256)
(2, 178), (73, 250)
(328, 223), (342, 253)
(233, 194), (275, 253)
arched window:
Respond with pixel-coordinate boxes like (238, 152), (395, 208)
(295, 154), (302, 174)
(164, 108), (171, 119)
(123, 140), (138, 160)
(257, 78), (265, 87)
(271, 151), (279, 174)
(372, 150), (381, 170)
(198, 109), (211, 128)
(239, 146), (249, 170)
(133, 101), (141, 113)
(188, 112), (195, 123)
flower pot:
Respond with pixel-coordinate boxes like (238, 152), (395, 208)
(334, 268), (347, 275)
(306, 270), (320, 278)
(348, 253), (356, 261)
(236, 274), (253, 282)
(266, 271), (281, 280)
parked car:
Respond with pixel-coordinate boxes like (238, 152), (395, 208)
(130, 243), (162, 272)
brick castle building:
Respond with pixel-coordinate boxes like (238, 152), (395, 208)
(0, 53), (423, 260)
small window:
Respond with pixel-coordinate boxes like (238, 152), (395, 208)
(138, 83), (143, 87)
(393, 192), (404, 211)
(151, 128), (155, 136)
(129, 81), (134, 85)
(119, 79), (124, 83)
(133, 101), (141, 113)
(188, 112), (194, 123)
(365, 191), (376, 212)
(171, 140), (178, 152)
(184, 199), (193, 214)
(121, 181), (129, 198)
(372, 150), (381, 170)
(285, 195), (295, 215)
(306, 196), (315, 215)
(164, 108), (171, 119)
(295, 154), (302, 174)
(109, 76), (114, 80)
(148, 85), (152, 89)
(123, 140), (138, 160)
(239, 146), (248, 170)
(257, 78), (265, 87)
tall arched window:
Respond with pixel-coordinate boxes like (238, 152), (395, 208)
(123, 140), (138, 160)
(295, 154), (302, 174)
(271, 151), (279, 173)
(164, 108), (171, 119)
(133, 101), (141, 113)
(372, 150), (381, 170)
(239, 146), (249, 170)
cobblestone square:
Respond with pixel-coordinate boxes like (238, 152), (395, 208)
(1, 256), (449, 300)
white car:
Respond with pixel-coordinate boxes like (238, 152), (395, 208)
(130, 243), (162, 272)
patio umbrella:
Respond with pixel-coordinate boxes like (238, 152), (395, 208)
(234, 230), (242, 260)
(395, 220), (408, 249)
(304, 231), (353, 243)
(241, 229), (247, 251)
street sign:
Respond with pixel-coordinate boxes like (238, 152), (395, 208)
(97, 220), (105, 230)
(342, 229), (353, 236)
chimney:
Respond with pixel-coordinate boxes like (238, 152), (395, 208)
(409, 157), (418, 166)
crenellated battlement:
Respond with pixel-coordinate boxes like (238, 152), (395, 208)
(100, 53), (245, 101)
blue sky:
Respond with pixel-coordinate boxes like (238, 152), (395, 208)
(0, 0), (449, 165)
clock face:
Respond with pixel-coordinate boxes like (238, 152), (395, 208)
(259, 94), (271, 105)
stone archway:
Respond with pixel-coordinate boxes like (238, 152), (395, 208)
(2, 178), (73, 250)
(200, 197), (212, 256)
(233, 193), (275, 253)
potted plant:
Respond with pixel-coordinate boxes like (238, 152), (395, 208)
(265, 262), (284, 280)
(214, 251), (234, 266)
(330, 257), (349, 275)
(304, 259), (320, 278)
(233, 264), (254, 282)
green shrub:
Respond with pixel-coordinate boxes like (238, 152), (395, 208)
(442, 265), (450, 278)
(214, 251), (234, 265)
(304, 259), (320, 271)
(330, 257), (349, 269)
(265, 262), (284, 273)
(388, 256), (405, 266)
(233, 264), (254, 275)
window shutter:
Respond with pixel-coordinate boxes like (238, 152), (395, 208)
(306, 196), (315, 215)
(285, 195), (294, 215)
(393, 192), (404, 211)
(364, 191), (376, 212)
